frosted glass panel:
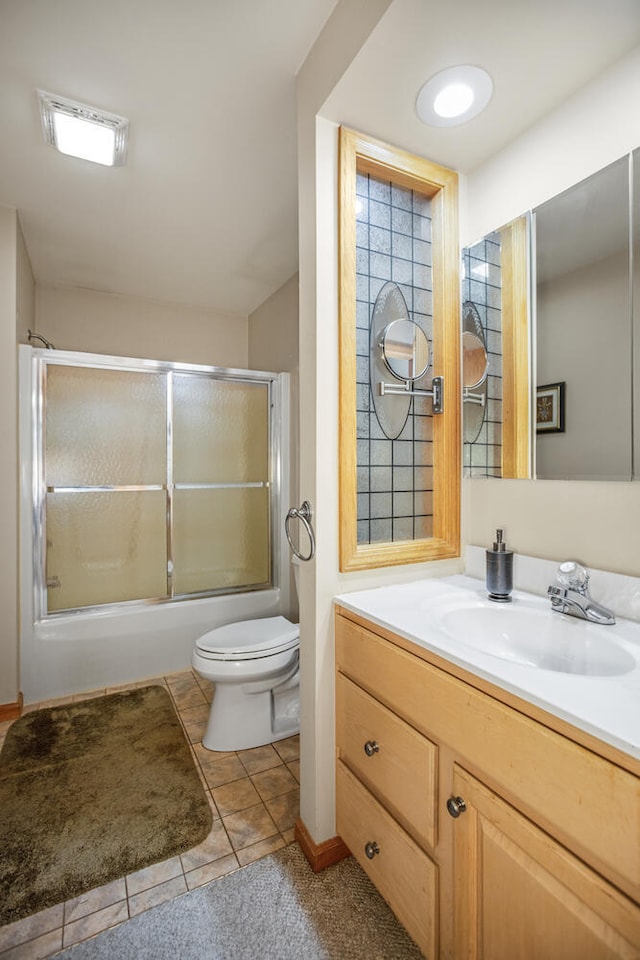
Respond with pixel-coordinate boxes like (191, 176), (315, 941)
(46, 366), (166, 486)
(173, 376), (268, 483)
(172, 488), (269, 594)
(46, 491), (168, 611)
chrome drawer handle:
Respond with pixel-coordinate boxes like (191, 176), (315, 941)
(364, 840), (380, 859)
(447, 795), (467, 818)
(364, 740), (379, 757)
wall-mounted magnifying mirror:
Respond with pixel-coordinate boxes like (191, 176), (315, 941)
(461, 302), (489, 444)
(462, 330), (489, 390)
(461, 217), (530, 478)
(380, 318), (430, 381)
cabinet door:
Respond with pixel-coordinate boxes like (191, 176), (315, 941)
(451, 765), (640, 960)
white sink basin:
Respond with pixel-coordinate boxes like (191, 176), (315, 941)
(433, 599), (636, 676)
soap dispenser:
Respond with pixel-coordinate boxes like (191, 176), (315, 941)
(486, 528), (513, 602)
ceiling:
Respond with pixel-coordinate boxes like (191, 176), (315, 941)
(324, 0), (640, 174)
(2, 0), (640, 319)
(0, 0), (338, 316)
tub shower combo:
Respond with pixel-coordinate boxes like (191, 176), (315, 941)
(19, 346), (295, 745)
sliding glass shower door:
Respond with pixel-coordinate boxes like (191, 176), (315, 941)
(38, 354), (275, 616)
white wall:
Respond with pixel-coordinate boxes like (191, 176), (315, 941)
(465, 47), (640, 573)
(35, 285), (248, 368)
(249, 273), (300, 619)
(296, 0), (463, 845)
(0, 207), (34, 706)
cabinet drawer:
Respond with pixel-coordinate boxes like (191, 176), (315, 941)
(336, 760), (437, 959)
(336, 612), (640, 901)
(337, 672), (437, 850)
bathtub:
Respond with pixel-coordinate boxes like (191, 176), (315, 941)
(20, 588), (285, 703)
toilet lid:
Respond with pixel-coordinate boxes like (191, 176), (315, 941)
(196, 616), (299, 661)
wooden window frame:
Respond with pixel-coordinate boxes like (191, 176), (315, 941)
(338, 127), (460, 572)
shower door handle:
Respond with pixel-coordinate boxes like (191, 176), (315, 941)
(285, 501), (316, 561)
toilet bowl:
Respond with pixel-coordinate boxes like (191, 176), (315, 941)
(192, 615), (300, 752)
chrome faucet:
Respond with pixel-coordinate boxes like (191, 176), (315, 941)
(547, 561), (615, 625)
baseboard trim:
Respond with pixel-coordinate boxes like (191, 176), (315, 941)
(294, 817), (351, 873)
(0, 693), (23, 722)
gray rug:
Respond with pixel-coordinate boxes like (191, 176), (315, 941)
(52, 844), (424, 960)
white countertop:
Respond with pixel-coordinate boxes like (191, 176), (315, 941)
(335, 574), (640, 762)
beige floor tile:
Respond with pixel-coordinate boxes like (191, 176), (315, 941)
(179, 820), (233, 872)
(63, 878), (127, 924)
(0, 904), (63, 952)
(62, 900), (128, 948)
(170, 685), (208, 712)
(104, 683), (141, 695)
(125, 856), (183, 898)
(0, 928), (63, 959)
(184, 854), (239, 890)
(223, 803), (279, 851)
(194, 677), (214, 702)
(165, 672), (200, 695)
(19, 703), (41, 715)
(32, 696), (73, 710)
(236, 834), (285, 867)
(273, 735), (300, 763)
(128, 876), (187, 919)
(250, 765), (297, 801)
(179, 704), (210, 743)
(133, 677), (167, 689)
(287, 759), (301, 783)
(237, 744), (282, 776)
(192, 742), (235, 767)
(281, 827), (296, 845)
(201, 754), (247, 789)
(264, 789), (300, 833)
(71, 689), (106, 702)
(212, 777), (260, 817)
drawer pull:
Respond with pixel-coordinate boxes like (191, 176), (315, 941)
(447, 795), (467, 818)
(364, 840), (380, 859)
(363, 739), (379, 757)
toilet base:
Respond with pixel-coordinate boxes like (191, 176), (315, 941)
(201, 669), (299, 752)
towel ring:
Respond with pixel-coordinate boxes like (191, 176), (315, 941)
(285, 500), (316, 562)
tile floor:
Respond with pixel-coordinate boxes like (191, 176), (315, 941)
(0, 670), (300, 959)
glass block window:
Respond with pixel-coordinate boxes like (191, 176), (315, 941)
(355, 172), (434, 544)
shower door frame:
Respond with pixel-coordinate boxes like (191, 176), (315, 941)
(28, 348), (288, 622)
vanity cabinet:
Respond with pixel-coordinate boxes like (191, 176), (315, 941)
(335, 608), (640, 960)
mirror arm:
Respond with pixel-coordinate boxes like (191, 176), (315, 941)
(378, 375), (444, 414)
(463, 389), (486, 407)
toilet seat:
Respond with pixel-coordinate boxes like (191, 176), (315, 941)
(195, 616), (299, 661)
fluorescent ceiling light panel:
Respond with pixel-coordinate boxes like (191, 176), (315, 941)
(38, 90), (128, 166)
(416, 66), (493, 127)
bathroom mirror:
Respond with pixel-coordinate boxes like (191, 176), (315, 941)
(465, 152), (638, 481)
(461, 216), (530, 479)
(380, 319), (430, 381)
(535, 154), (632, 480)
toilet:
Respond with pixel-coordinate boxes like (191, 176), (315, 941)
(192, 561), (301, 752)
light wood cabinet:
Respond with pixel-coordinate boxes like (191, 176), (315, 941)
(335, 608), (640, 960)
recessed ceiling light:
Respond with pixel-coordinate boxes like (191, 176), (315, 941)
(38, 90), (128, 166)
(416, 66), (493, 128)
